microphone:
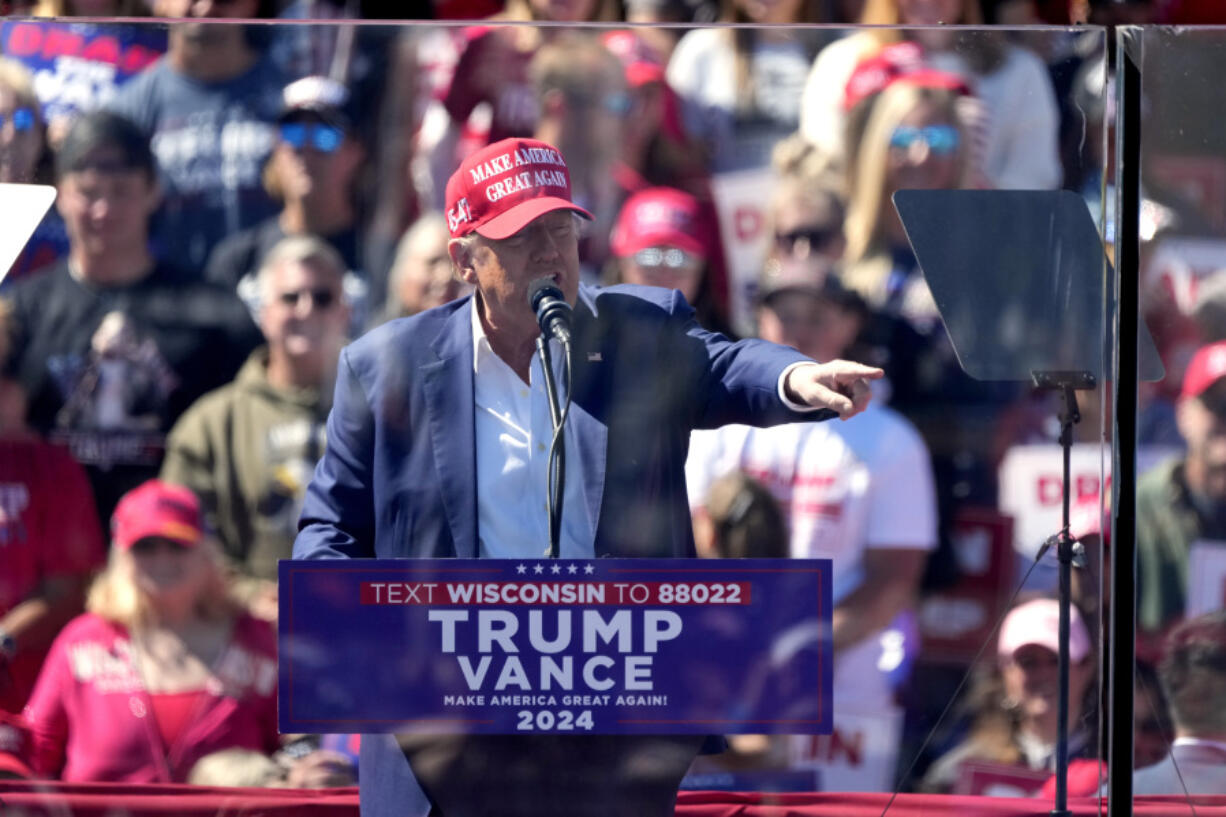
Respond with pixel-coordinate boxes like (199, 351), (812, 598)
(528, 277), (572, 344)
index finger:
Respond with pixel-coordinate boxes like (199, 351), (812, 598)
(827, 361), (885, 381)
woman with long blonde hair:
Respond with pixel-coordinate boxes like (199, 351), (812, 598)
(800, 0), (1061, 191)
(841, 77), (968, 319)
(20, 481), (332, 784)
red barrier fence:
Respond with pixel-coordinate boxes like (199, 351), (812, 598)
(3, 783), (1226, 816)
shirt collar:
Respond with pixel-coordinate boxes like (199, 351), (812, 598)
(470, 295), (496, 375)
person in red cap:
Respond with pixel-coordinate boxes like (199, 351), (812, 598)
(21, 479), (348, 786)
(1137, 340), (1226, 641)
(607, 186), (735, 337)
(293, 135), (884, 817)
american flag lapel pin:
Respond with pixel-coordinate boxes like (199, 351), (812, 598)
(587, 352), (602, 362)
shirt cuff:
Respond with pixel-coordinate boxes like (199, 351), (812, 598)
(777, 361), (823, 412)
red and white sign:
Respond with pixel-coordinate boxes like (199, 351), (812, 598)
(998, 444), (1177, 559)
(788, 703), (904, 793)
(955, 760), (1051, 797)
(709, 168), (773, 335)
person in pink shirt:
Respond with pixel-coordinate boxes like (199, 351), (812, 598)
(0, 301), (104, 714)
(22, 480), (292, 783)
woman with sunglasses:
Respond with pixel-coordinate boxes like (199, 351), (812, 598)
(20, 480), (345, 784)
(800, 0), (1061, 191)
(205, 76), (371, 329)
(842, 76), (969, 321)
(605, 186), (737, 338)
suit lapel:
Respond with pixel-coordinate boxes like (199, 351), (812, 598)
(422, 304), (478, 558)
(569, 291), (608, 555)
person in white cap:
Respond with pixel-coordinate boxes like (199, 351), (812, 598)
(920, 597), (1097, 793)
(293, 135), (884, 817)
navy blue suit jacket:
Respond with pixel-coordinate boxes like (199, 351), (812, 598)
(292, 283), (824, 815)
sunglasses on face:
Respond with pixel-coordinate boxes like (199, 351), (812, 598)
(632, 247), (700, 271)
(130, 537), (192, 555)
(277, 288), (338, 310)
(889, 124), (960, 156)
(774, 227), (840, 253)
(279, 122), (343, 153)
(575, 92), (633, 117)
(2, 107), (35, 132)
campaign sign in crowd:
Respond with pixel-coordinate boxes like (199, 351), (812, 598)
(278, 558), (833, 735)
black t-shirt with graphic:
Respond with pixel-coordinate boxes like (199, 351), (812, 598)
(5, 259), (262, 524)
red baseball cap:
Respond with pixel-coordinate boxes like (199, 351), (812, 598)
(602, 30), (666, 88)
(1181, 340), (1226, 400)
(842, 41), (924, 111)
(111, 480), (204, 551)
(444, 138), (593, 240)
(843, 43), (971, 111)
(610, 187), (708, 259)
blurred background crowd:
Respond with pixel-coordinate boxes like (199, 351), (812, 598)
(1, 0), (1226, 804)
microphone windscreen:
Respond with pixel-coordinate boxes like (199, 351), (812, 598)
(528, 277), (564, 311)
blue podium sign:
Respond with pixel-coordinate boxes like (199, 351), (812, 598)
(278, 558), (832, 735)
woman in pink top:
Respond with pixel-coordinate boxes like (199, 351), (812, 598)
(22, 480), (304, 783)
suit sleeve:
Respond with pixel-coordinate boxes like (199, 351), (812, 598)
(294, 347), (376, 560)
(671, 291), (823, 430)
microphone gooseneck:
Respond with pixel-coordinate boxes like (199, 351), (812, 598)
(528, 277), (572, 344)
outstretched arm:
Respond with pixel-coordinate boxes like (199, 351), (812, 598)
(781, 360), (883, 420)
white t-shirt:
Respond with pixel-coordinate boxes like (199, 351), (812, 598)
(686, 403), (938, 603)
(667, 27), (816, 174)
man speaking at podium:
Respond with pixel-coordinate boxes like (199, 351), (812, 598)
(293, 137), (882, 816)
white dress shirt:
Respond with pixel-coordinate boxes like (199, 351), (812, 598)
(470, 299), (821, 559)
(471, 301), (597, 558)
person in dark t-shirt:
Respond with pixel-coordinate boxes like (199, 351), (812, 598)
(205, 76), (372, 329)
(2, 111), (261, 526)
(106, 4), (285, 271)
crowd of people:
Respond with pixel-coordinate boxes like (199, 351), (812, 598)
(0, 0), (1225, 804)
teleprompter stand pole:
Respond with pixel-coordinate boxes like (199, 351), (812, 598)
(1032, 370), (1096, 817)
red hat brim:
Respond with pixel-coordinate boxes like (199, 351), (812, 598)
(474, 197), (593, 241)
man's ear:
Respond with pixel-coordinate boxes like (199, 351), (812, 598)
(448, 238), (478, 286)
(143, 175), (163, 217)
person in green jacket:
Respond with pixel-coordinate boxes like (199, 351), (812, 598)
(161, 234), (350, 615)
(1137, 340), (1226, 643)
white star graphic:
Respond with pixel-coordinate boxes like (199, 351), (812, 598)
(533, 564), (545, 575)
(567, 564), (578, 575)
(550, 564), (562, 575)
(516, 564), (527, 575)
(584, 564), (595, 575)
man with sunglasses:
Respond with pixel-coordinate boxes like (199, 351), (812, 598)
(206, 76), (371, 331)
(1, 111), (261, 527)
(164, 235), (349, 601)
(293, 136), (882, 817)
